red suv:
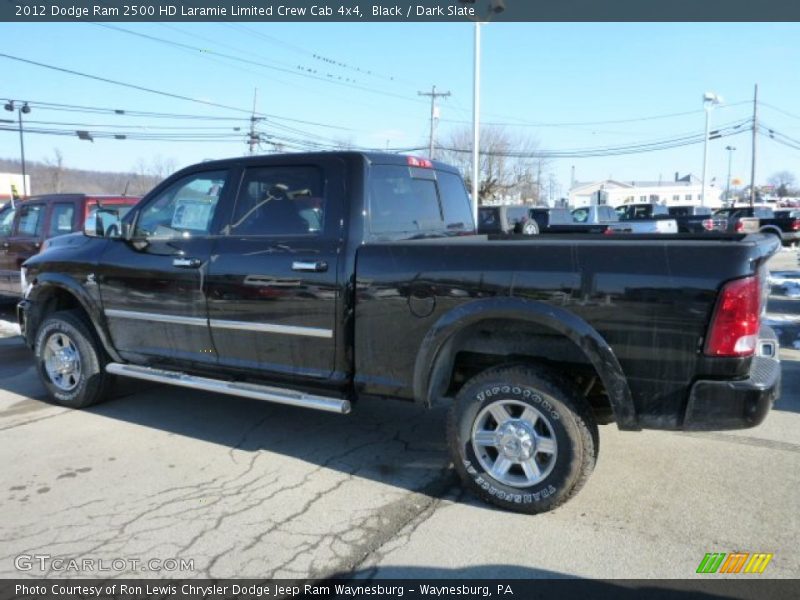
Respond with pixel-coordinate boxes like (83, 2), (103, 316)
(0, 194), (140, 297)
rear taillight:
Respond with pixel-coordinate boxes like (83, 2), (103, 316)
(792, 219), (800, 231)
(603, 227), (615, 235)
(702, 219), (714, 231)
(734, 220), (745, 233)
(704, 275), (761, 357)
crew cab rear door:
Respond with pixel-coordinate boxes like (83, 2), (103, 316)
(205, 159), (343, 381)
(97, 168), (232, 365)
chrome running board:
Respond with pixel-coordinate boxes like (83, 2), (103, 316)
(105, 363), (351, 414)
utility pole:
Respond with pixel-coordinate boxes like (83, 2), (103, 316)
(418, 85), (450, 160)
(248, 88), (259, 155)
(536, 160), (542, 204)
(725, 145), (736, 204)
(749, 84), (758, 208)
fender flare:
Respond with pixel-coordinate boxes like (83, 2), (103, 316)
(26, 273), (122, 362)
(759, 226), (782, 237)
(412, 297), (639, 430)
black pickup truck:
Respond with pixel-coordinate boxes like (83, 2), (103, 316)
(714, 206), (800, 245)
(17, 153), (781, 514)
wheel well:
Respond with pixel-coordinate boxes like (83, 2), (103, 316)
(25, 287), (87, 345)
(760, 226), (781, 237)
(430, 319), (615, 424)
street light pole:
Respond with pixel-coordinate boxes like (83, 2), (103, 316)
(4, 100), (30, 197)
(725, 145), (736, 205)
(18, 107), (27, 197)
(471, 22), (481, 225)
(701, 92), (721, 209)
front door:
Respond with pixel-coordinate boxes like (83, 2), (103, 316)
(205, 162), (342, 381)
(98, 169), (231, 366)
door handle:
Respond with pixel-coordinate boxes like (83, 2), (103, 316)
(173, 257), (202, 268)
(292, 260), (328, 272)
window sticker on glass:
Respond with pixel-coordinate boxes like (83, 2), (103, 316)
(171, 201), (215, 231)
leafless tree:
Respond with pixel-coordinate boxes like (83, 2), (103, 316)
(41, 148), (65, 194)
(768, 171), (796, 197)
(436, 125), (547, 204)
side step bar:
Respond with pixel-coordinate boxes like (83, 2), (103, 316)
(105, 363), (351, 414)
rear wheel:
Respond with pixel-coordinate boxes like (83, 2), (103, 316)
(34, 310), (112, 408)
(447, 365), (598, 514)
(522, 220), (539, 235)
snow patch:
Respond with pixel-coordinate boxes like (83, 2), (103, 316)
(0, 319), (21, 338)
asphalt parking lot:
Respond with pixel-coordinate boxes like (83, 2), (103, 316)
(0, 251), (798, 580)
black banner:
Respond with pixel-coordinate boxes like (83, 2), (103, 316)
(1, 579), (798, 600)
(3, 0), (800, 22)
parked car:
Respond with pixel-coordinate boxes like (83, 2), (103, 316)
(0, 194), (139, 297)
(610, 203), (678, 234)
(666, 205), (727, 233)
(478, 205), (538, 235)
(528, 207), (608, 234)
(19, 152), (781, 515)
(713, 206), (800, 245)
(571, 205), (618, 226)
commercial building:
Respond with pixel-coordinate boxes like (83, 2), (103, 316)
(569, 173), (723, 208)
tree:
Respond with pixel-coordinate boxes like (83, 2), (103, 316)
(768, 171), (796, 197)
(41, 148), (65, 194)
(130, 155), (178, 195)
(436, 126), (547, 204)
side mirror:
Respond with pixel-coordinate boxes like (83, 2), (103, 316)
(84, 208), (122, 238)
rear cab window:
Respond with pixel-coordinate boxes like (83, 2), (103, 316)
(367, 164), (474, 240)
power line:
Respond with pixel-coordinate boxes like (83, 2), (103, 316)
(91, 23), (428, 107)
(19, 98), (352, 130)
(440, 101), (751, 129)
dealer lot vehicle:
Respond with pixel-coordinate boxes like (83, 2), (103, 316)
(478, 205), (539, 235)
(571, 205), (619, 227)
(18, 153), (781, 514)
(0, 194), (139, 297)
(666, 205), (727, 233)
(610, 203), (678, 234)
(714, 206), (800, 244)
(528, 207), (608, 234)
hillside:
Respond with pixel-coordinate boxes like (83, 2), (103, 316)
(0, 157), (165, 197)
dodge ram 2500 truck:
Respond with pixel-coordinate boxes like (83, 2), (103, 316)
(17, 152), (781, 514)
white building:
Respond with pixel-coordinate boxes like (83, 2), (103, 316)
(569, 174), (723, 209)
(0, 173), (30, 202)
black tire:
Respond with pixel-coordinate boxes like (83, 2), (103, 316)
(447, 365), (598, 514)
(34, 310), (111, 408)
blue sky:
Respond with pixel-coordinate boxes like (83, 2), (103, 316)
(1, 22), (799, 196)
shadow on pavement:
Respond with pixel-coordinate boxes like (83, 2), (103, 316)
(0, 335), (455, 502)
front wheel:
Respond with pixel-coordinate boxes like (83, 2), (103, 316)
(34, 310), (112, 408)
(447, 365), (598, 514)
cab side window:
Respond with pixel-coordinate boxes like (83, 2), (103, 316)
(16, 204), (44, 237)
(227, 166), (325, 236)
(0, 206), (16, 236)
(135, 171), (228, 239)
(48, 203), (75, 238)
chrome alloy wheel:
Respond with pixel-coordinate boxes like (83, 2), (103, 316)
(42, 332), (82, 392)
(471, 399), (558, 488)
